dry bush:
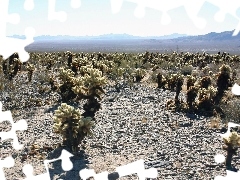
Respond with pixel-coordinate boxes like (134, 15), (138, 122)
(181, 65), (193, 76)
(209, 117), (220, 129)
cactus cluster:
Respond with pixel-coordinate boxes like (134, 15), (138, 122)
(216, 64), (232, 103)
(53, 103), (94, 153)
(186, 75), (196, 90)
(2, 53), (22, 81)
(57, 67), (76, 102)
(73, 67), (107, 117)
(131, 68), (146, 82)
(222, 131), (240, 171)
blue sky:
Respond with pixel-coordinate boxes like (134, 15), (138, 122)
(6, 0), (240, 37)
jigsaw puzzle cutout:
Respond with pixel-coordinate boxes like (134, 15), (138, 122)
(212, 84), (240, 179)
(0, 101), (28, 150)
(22, 149), (74, 180)
(232, 83), (240, 95)
(0, 102), (157, 179)
(0, 156), (15, 180)
(79, 159), (158, 180)
(1, 0), (240, 179)
(110, 0), (240, 34)
(0, 0), (81, 62)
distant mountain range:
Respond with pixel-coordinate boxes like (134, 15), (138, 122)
(9, 33), (188, 41)
(172, 30), (240, 42)
(9, 30), (240, 42)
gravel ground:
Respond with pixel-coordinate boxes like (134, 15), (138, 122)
(0, 71), (238, 180)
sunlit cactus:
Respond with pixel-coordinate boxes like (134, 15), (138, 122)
(53, 103), (94, 154)
(202, 66), (210, 75)
(26, 63), (35, 82)
(222, 131), (240, 171)
(3, 53), (22, 81)
(71, 59), (79, 75)
(67, 51), (73, 67)
(49, 76), (58, 91)
(215, 64), (232, 104)
(197, 86), (217, 113)
(58, 67), (76, 102)
(132, 68), (146, 82)
(174, 74), (184, 104)
(186, 75), (196, 90)
(72, 67), (107, 117)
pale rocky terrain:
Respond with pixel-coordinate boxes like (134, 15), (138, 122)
(0, 71), (239, 180)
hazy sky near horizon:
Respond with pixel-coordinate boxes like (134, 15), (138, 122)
(6, 0), (240, 37)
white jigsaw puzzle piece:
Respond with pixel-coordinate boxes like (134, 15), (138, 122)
(0, 27), (35, 63)
(111, 0), (185, 24)
(116, 159), (158, 180)
(206, 0), (240, 36)
(181, 0), (207, 29)
(48, 0), (67, 22)
(215, 170), (240, 180)
(79, 159), (158, 180)
(0, 102), (28, 150)
(71, 0), (81, 9)
(48, 0), (81, 22)
(0, 156), (15, 180)
(22, 149), (74, 180)
(110, 0), (206, 27)
(0, 0), (20, 39)
(0, 0), (35, 62)
(232, 83), (240, 95)
(214, 120), (240, 179)
(24, 0), (35, 11)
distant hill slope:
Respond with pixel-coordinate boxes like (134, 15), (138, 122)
(172, 30), (240, 42)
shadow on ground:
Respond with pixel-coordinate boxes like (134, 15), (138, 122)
(47, 147), (90, 180)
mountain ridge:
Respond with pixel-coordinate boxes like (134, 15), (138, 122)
(10, 30), (240, 42)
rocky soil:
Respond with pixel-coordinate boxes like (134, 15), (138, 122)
(0, 71), (239, 180)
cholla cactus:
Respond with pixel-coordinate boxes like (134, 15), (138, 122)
(71, 59), (79, 75)
(72, 67), (107, 99)
(72, 67), (107, 117)
(202, 66), (210, 75)
(223, 131), (240, 171)
(53, 103), (94, 154)
(58, 67), (75, 83)
(166, 74), (178, 91)
(3, 53), (22, 81)
(186, 75), (196, 90)
(175, 74), (184, 104)
(217, 64), (231, 91)
(157, 73), (166, 89)
(132, 68), (146, 82)
(186, 86), (198, 109)
(197, 86), (217, 112)
(79, 64), (93, 76)
(216, 64), (232, 104)
(26, 63), (35, 82)
(58, 68), (76, 102)
(199, 76), (211, 89)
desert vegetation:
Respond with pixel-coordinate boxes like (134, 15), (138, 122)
(1, 50), (240, 179)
